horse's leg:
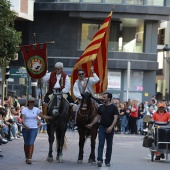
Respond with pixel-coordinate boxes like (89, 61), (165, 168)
(46, 123), (55, 162)
(56, 130), (63, 163)
(77, 128), (86, 164)
(57, 128), (66, 163)
(88, 126), (98, 165)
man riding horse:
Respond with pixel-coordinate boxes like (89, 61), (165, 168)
(73, 66), (101, 129)
(42, 62), (74, 113)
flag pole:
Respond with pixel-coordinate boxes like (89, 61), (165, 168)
(82, 60), (95, 94)
(16, 41), (55, 48)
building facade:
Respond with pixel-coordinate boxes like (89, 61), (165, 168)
(10, 0), (170, 102)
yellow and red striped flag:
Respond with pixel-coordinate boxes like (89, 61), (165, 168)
(71, 11), (112, 95)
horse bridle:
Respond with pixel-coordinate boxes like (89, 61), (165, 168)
(78, 99), (96, 118)
(51, 88), (63, 117)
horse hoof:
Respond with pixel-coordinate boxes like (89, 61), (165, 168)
(91, 161), (96, 165)
(88, 159), (92, 163)
(46, 156), (53, 162)
(77, 160), (83, 164)
(58, 159), (64, 163)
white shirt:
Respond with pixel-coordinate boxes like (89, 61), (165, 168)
(73, 73), (100, 99)
(42, 72), (71, 93)
(21, 107), (41, 128)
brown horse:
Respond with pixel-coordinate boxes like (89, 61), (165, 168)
(76, 92), (99, 164)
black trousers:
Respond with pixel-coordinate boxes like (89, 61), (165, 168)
(129, 116), (137, 134)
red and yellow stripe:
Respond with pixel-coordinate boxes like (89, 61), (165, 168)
(71, 11), (112, 96)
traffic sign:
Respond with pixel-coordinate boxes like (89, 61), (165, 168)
(10, 68), (28, 78)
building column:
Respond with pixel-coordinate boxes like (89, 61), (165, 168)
(143, 20), (158, 53)
(164, 0), (170, 7)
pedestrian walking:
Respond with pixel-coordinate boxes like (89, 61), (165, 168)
(21, 97), (53, 164)
(86, 92), (118, 167)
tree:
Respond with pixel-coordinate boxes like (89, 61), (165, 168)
(0, 0), (21, 66)
(0, 0), (22, 105)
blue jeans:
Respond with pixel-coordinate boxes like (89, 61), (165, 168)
(137, 118), (143, 131)
(22, 128), (38, 146)
(11, 123), (18, 137)
(97, 125), (114, 164)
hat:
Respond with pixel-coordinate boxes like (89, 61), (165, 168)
(28, 97), (35, 102)
(157, 102), (166, 108)
(55, 62), (63, 68)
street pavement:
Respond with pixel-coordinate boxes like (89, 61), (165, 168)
(0, 130), (170, 170)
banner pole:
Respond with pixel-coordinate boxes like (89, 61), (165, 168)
(16, 41), (55, 48)
(27, 76), (30, 101)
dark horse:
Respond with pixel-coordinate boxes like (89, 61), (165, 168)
(76, 92), (99, 164)
(46, 88), (71, 163)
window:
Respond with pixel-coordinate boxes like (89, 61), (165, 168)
(79, 19), (144, 53)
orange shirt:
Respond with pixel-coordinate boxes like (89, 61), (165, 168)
(151, 111), (170, 126)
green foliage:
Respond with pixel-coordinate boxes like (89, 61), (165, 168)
(0, 0), (22, 66)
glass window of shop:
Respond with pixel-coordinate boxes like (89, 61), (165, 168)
(124, 70), (144, 92)
(126, 0), (143, 5)
(79, 19), (144, 53)
(105, 0), (122, 4)
(123, 70), (143, 102)
(126, 0), (164, 6)
(145, 0), (164, 6)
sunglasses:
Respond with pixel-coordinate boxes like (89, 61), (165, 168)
(78, 73), (84, 76)
(158, 107), (164, 108)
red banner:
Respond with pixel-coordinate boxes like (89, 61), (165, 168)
(21, 44), (48, 79)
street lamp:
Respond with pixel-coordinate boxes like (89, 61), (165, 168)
(163, 44), (170, 101)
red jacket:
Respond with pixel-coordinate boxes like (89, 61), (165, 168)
(48, 71), (67, 94)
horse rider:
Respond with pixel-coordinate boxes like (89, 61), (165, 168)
(73, 66), (101, 129)
(148, 101), (170, 160)
(41, 62), (74, 114)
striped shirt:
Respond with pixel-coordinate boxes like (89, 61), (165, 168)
(151, 111), (170, 126)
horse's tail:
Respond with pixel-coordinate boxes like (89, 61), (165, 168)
(55, 132), (67, 151)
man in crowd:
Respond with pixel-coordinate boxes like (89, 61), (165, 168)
(148, 101), (170, 160)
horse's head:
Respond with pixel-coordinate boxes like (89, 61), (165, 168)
(50, 88), (63, 117)
(80, 92), (92, 111)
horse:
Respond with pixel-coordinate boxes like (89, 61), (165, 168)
(46, 88), (71, 163)
(76, 92), (99, 164)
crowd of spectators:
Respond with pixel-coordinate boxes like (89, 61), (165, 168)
(111, 96), (161, 135)
(0, 93), (168, 159)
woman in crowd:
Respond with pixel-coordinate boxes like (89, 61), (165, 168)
(137, 102), (145, 135)
(21, 97), (53, 164)
(129, 100), (138, 134)
(119, 103), (127, 134)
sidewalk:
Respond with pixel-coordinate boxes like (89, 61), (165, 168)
(0, 131), (170, 170)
